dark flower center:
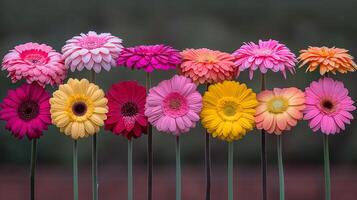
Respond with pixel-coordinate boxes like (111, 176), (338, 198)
(169, 99), (182, 110)
(121, 102), (138, 117)
(72, 102), (87, 116)
(322, 100), (334, 110)
(18, 101), (39, 121)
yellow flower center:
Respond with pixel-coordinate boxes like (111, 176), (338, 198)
(267, 97), (288, 114)
(197, 53), (217, 64)
(217, 97), (241, 121)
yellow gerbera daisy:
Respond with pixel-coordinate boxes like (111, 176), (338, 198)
(201, 81), (258, 142)
(50, 78), (108, 139)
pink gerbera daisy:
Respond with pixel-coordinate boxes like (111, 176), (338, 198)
(304, 77), (355, 135)
(62, 31), (123, 73)
(105, 81), (147, 140)
(117, 44), (181, 72)
(0, 83), (51, 139)
(2, 42), (66, 87)
(233, 39), (297, 79)
(145, 75), (202, 135)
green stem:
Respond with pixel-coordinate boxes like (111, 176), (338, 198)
(277, 135), (285, 200)
(176, 136), (181, 200)
(323, 135), (331, 200)
(205, 84), (211, 200)
(260, 74), (267, 200)
(228, 142), (234, 200)
(73, 140), (79, 200)
(146, 72), (153, 200)
(91, 70), (98, 200)
(30, 139), (37, 200)
(128, 140), (133, 200)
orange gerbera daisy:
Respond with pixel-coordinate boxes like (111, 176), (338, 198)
(298, 46), (357, 75)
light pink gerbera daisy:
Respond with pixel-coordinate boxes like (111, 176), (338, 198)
(62, 31), (123, 73)
(304, 77), (355, 135)
(2, 42), (66, 87)
(145, 75), (202, 135)
(117, 44), (181, 72)
(233, 39), (297, 79)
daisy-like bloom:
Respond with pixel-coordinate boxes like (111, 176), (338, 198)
(117, 44), (181, 72)
(179, 48), (236, 84)
(145, 75), (202, 135)
(0, 83), (51, 139)
(255, 88), (305, 135)
(105, 81), (147, 140)
(233, 39), (297, 79)
(50, 79), (108, 139)
(2, 42), (66, 87)
(299, 46), (357, 75)
(201, 81), (258, 142)
(304, 77), (355, 135)
(62, 31), (123, 73)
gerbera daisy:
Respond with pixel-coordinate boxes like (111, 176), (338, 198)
(117, 44), (181, 72)
(2, 42), (67, 87)
(0, 83), (51, 139)
(299, 46), (357, 75)
(304, 77), (355, 135)
(50, 78), (108, 139)
(179, 48), (237, 84)
(62, 31), (123, 73)
(233, 39), (297, 79)
(255, 87), (305, 134)
(201, 81), (258, 141)
(145, 75), (202, 135)
(105, 81), (147, 140)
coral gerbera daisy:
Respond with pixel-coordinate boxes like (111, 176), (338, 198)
(0, 83), (51, 139)
(2, 42), (67, 87)
(105, 81), (147, 140)
(145, 75), (202, 135)
(233, 39), (297, 79)
(304, 77), (355, 135)
(201, 81), (258, 142)
(50, 79), (108, 139)
(117, 44), (181, 72)
(255, 87), (305, 134)
(298, 46), (357, 75)
(62, 31), (123, 73)
(179, 48), (237, 84)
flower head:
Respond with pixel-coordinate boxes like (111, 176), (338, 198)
(105, 81), (147, 140)
(201, 81), (258, 142)
(304, 77), (355, 135)
(117, 44), (181, 72)
(298, 46), (357, 75)
(0, 83), (51, 139)
(255, 88), (305, 135)
(62, 31), (123, 73)
(50, 79), (108, 139)
(179, 48), (237, 84)
(145, 75), (202, 135)
(233, 39), (297, 79)
(2, 42), (67, 87)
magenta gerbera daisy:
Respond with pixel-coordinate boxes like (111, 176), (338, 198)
(105, 81), (147, 140)
(2, 42), (67, 87)
(117, 44), (181, 72)
(233, 39), (297, 79)
(304, 77), (355, 135)
(62, 31), (123, 73)
(145, 75), (202, 135)
(0, 83), (51, 139)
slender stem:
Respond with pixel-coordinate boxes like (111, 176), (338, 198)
(30, 139), (37, 200)
(205, 84), (211, 200)
(176, 136), (181, 200)
(146, 72), (153, 200)
(128, 140), (133, 200)
(91, 70), (98, 200)
(73, 140), (79, 200)
(323, 135), (331, 200)
(277, 135), (285, 200)
(228, 142), (234, 200)
(260, 74), (267, 200)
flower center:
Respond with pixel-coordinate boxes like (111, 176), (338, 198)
(18, 101), (39, 121)
(217, 97), (241, 120)
(254, 48), (272, 56)
(320, 99), (336, 114)
(196, 54), (217, 64)
(72, 102), (88, 116)
(21, 50), (48, 65)
(163, 92), (189, 117)
(267, 97), (288, 114)
(79, 36), (106, 49)
(121, 102), (138, 117)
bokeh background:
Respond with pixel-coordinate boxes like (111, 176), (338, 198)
(0, 0), (356, 199)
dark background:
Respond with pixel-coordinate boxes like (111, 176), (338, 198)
(0, 0), (356, 199)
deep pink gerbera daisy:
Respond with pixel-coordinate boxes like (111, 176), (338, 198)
(62, 31), (123, 73)
(304, 77), (355, 135)
(105, 81), (147, 140)
(0, 83), (51, 139)
(145, 75), (202, 135)
(117, 44), (181, 72)
(233, 39), (297, 79)
(2, 42), (66, 87)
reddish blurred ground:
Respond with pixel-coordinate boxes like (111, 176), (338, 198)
(0, 165), (356, 200)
